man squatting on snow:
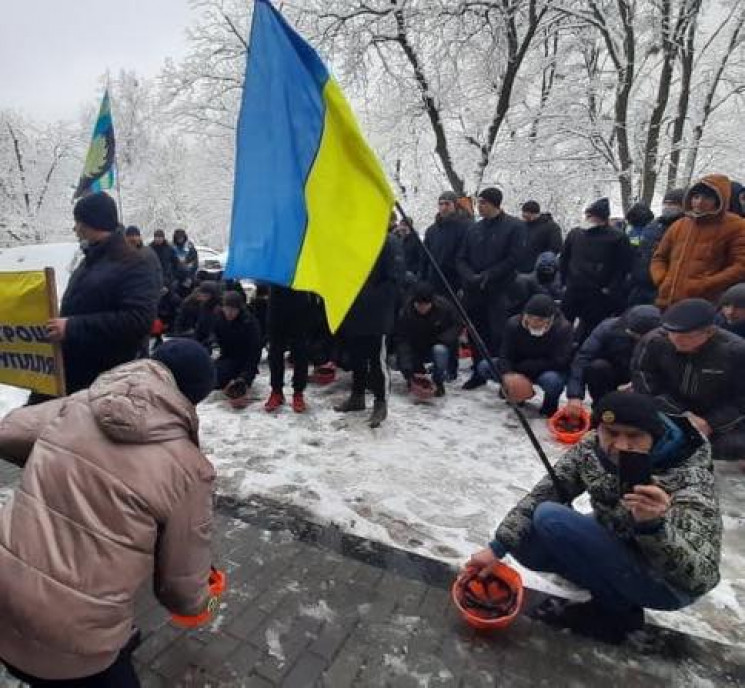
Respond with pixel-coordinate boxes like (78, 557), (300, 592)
(467, 391), (722, 644)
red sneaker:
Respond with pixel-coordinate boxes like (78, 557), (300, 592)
(292, 392), (307, 413)
(264, 391), (285, 412)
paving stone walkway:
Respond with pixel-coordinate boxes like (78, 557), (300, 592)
(1, 462), (744, 687)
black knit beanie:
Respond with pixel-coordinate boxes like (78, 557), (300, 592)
(73, 192), (119, 232)
(593, 391), (666, 440)
(524, 294), (557, 318)
(152, 338), (216, 405)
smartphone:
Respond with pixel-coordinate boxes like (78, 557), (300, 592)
(617, 451), (653, 496)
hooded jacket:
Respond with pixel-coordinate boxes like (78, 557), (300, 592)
(491, 418), (722, 597)
(0, 361), (214, 680)
(650, 174), (745, 307)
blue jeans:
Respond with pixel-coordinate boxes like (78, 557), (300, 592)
(511, 503), (691, 613)
(476, 360), (566, 412)
(431, 344), (450, 385)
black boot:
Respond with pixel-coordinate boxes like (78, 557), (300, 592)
(435, 382), (446, 397)
(462, 374), (486, 390)
(530, 598), (644, 645)
(369, 399), (388, 428)
(334, 393), (365, 412)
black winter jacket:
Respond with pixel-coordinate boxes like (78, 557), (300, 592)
(397, 296), (461, 352)
(150, 241), (180, 286)
(60, 232), (159, 393)
(560, 225), (633, 298)
(498, 314), (573, 379)
(214, 309), (262, 383)
(341, 235), (403, 337)
(518, 213), (563, 273)
(422, 214), (470, 294)
(632, 328), (745, 433)
(457, 213), (525, 299)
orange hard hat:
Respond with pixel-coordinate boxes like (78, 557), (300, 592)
(452, 561), (524, 631)
(548, 406), (592, 444)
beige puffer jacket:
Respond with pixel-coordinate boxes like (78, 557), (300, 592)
(0, 360), (214, 680)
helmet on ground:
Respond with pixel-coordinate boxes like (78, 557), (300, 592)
(410, 373), (435, 400)
(549, 406), (592, 444)
(452, 561), (524, 631)
(502, 373), (535, 403)
(310, 362), (337, 385)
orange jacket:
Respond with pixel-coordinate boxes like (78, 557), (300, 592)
(0, 361), (214, 680)
(651, 174), (745, 308)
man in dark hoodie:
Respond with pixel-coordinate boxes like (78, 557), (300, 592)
(565, 305), (661, 416)
(173, 280), (221, 347)
(561, 197), (634, 344)
(718, 283), (745, 339)
(627, 189), (685, 306)
(214, 291), (263, 391)
(477, 294), (574, 416)
(519, 201), (563, 273)
(457, 187), (526, 389)
(396, 282), (461, 397)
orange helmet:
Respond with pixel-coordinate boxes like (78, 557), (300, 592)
(452, 562), (523, 631)
(549, 406), (592, 444)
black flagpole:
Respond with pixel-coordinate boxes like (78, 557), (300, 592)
(395, 201), (569, 503)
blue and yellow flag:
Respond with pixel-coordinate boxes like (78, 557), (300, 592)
(225, 0), (394, 331)
(74, 89), (116, 200)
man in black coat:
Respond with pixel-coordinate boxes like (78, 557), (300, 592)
(396, 282), (461, 396)
(173, 281), (222, 347)
(718, 283), (745, 339)
(457, 187), (525, 389)
(421, 191), (470, 296)
(45, 192), (159, 395)
(632, 298), (745, 462)
(518, 201), (563, 274)
(560, 197), (634, 344)
(565, 305), (661, 414)
(477, 294), (574, 416)
(335, 234), (403, 427)
(150, 229), (180, 287)
(213, 291), (262, 390)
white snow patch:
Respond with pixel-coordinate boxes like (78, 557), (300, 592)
(265, 623), (286, 664)
(383, 654), (434, 686)
(299, 599), (336, 623)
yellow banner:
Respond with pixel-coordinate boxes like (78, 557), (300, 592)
(0, 269), (65, 396)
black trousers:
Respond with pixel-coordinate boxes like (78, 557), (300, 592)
(268, 332), (309, 393)
(348, 335), (388, 401)
(4, 649), (139, 688)
(584, 358), (628, 405)
(463, 292), (507, 371)
(562, 287), (621, 345)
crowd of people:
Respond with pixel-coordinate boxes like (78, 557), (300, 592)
(1, 174), (745, 683)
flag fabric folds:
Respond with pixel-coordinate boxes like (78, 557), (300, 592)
(225, 0), (394, 332)
(74, 89), (116, 200)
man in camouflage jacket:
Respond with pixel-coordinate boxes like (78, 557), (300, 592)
(467, 391), (722, 644)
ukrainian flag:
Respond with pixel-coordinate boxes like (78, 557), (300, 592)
(225, 0), (394, 331)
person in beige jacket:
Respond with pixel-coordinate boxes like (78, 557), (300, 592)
(0, 338), (217, 686)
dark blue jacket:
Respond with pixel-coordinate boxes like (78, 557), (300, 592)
(422, 214), (470, 294)
(566, 316), (637, 399)
(457, 212), (525, 300)
(60, 232), (159, 393)
(499, 313), (573, 379)
(627, 212), (682, 306)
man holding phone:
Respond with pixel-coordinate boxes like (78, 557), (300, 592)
(466, 391), (722, 644)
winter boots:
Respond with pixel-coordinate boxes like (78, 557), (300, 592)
(334, 393), (365, 413)
(368, 400), (387, 428)
(292, 392), (307, 413)
(264, 390), (285, 412)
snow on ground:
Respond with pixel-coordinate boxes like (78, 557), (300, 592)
(198, 364), (745, 649)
